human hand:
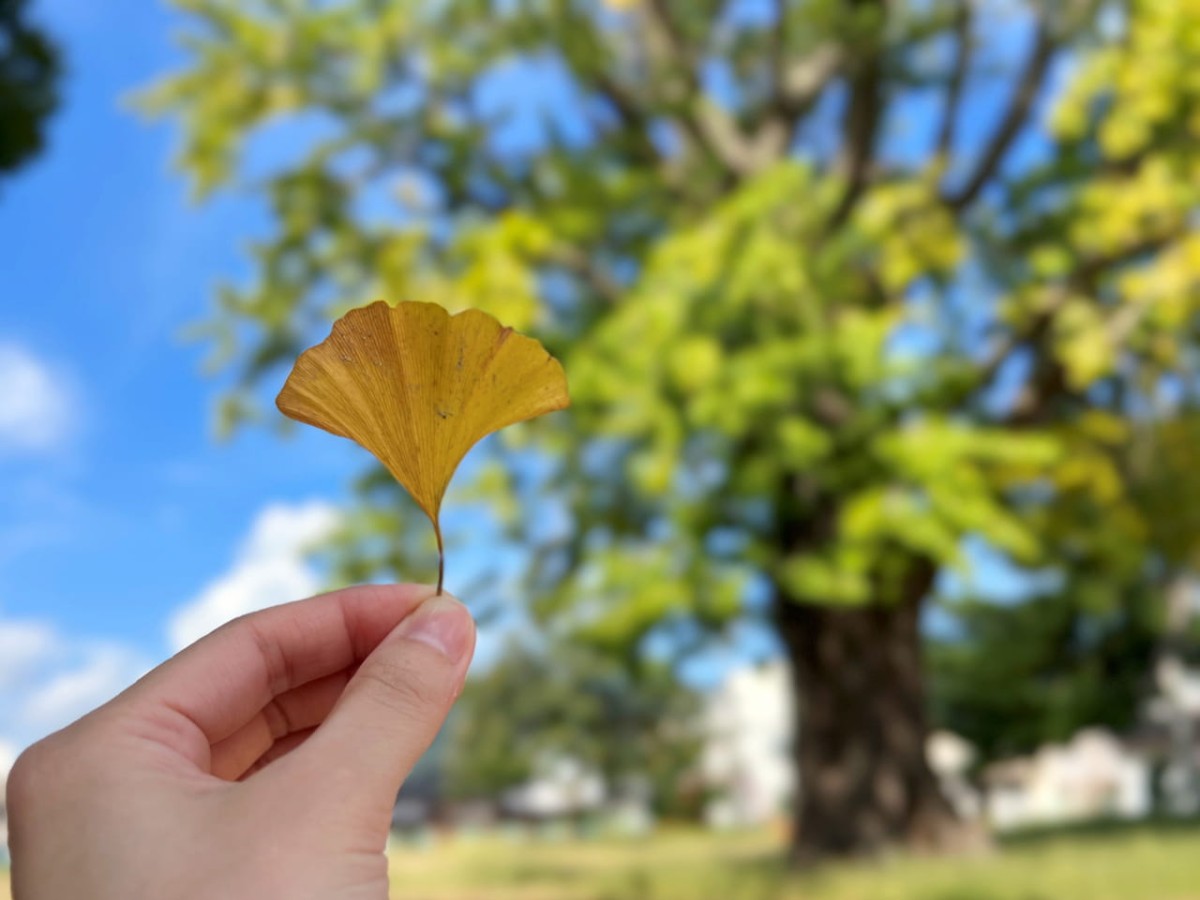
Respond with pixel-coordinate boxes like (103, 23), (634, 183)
(5, 584), (476, 900)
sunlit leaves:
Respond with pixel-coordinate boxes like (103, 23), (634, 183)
(856, 178), (965, 292)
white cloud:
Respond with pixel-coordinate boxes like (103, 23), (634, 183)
(167, 501), (341, 651)
(0, 502), (339, 754)
(0, 621), (58, 691)
(20, 645), (147, 731)
(0, 343), (78, 457)
(0, 737), (16, 781)
(0, 616), (149, 751)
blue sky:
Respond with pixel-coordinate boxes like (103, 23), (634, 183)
(0, 0), (655, 755)
(0, 0), (371, 755)
(0, 0), (1061, 759)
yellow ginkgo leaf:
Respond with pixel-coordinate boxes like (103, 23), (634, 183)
(277, 300), (570, 593)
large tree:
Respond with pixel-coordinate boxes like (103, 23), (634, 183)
(145, 0), (1200, 862)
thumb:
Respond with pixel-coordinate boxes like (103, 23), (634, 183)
(296, 592), (475, 818)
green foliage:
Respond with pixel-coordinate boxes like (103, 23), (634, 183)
(930, 589), (1161, 763)
(0, 0), (61, 179)
(929, 411), (1200, 762)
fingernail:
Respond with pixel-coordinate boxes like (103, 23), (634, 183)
(396, 594), (474, 663)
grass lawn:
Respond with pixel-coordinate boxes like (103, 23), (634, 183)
(4, 820), (1200, 899)
(384, 819), (1200, 900)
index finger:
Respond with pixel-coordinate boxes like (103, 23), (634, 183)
(116, 583), (436, 766)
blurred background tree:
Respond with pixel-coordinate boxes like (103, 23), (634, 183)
(143, 0), (1200, 863)
(931, 413), (1200, 767)
(0, 0), (60, 181)
(444, 641), (704, 821)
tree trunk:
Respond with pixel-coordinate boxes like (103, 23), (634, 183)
(773, 574), (978, 864)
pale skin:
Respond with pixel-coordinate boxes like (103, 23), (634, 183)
(4, 584), (476, 900)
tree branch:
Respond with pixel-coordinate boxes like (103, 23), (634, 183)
(769, 0), (788, 103)
(643, 0), (764, 177)
(631, 1), (839, 178)
(756, 44), (843, 169)
(545, 243), (624, 304)
(827, 0), (887, 232)
(936, 0), (972, 158)
(977, 228), (1186, 420)
(647, 0), (699, 84)
(946, 14), (1055, 212)
(779, 45), (842, 119)
(591, 70), (664, 165)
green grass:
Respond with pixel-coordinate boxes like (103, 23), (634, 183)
(4, 820), (1200, 900)
(384, 820), (1200, 900)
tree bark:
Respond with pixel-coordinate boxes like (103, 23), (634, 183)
(773, 569), (978, 864)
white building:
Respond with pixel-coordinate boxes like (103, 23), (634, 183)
(983, 728), (1151, 831)
(928, 729), (982, 820)
(1146, 656), (1200, 816)
(701, 661), (795, 828)
(501, 754), (606, 820)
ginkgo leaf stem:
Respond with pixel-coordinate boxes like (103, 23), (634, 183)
(435, 521), (445, 596)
